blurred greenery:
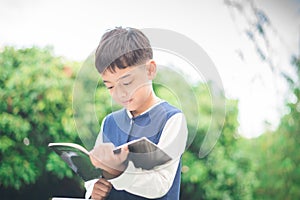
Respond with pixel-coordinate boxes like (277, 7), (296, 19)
(0, 46), (299, 200)
(0, 46), (84, 199)
(240, 56), (300, 200)
(180, 90), (258, 200)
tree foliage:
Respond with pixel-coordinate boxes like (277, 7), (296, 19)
(180, 84), (258, 200)
(224, 1), (300, 199)
(2, 46), (299, 200)
(243, 57), (300, 200)
(0, 46), (82, 192)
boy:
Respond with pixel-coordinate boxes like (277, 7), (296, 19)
(86, 27), (187, 200)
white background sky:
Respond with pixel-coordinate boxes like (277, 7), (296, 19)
(1, 0), (299, 138)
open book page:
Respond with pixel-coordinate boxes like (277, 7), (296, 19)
(48, 143), (102, 181)
(114, 137), (172, 170)
(48, 137), (172, 181)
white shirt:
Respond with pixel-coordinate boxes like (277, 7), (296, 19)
(85, 102), (188, 199)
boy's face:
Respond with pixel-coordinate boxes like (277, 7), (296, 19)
(101, 61), (156, 114)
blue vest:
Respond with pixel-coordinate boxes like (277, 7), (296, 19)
(102, 102), (182, 200)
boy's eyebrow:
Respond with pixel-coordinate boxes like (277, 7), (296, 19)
(103, 73), (132, 83)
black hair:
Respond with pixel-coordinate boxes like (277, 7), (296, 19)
(95, 27), (153, 74)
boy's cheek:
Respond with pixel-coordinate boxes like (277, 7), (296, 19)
(111, 95), (121, 105)
(109, 89), (114, 96)
(109, 92), (118, 102)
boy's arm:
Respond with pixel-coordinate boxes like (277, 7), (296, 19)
(108, 113), (188, 198)
(110, 156), (181, 198)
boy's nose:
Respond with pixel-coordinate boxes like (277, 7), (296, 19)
(115, 85), (128, 99)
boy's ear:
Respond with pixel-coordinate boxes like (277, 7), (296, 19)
(146, 59), (157, 80)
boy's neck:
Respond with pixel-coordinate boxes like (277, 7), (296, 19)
(130, 93), (161, 117)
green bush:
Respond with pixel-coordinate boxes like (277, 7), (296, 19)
(0, 46), (80, 190)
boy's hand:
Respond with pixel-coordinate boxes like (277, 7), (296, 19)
(91, 178), (112, 200)
(89, 143), (129, 177)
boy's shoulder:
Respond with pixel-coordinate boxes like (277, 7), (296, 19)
(160, 101), (181, 111)
(155, 101), (182, 116)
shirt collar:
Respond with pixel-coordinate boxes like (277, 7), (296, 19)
(126, 99), (165, 119)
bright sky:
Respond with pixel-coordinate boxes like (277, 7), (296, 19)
(1, 0), (299, 138)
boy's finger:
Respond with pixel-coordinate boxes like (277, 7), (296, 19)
(122, 145), (129, 152)
(98, 178), (112, 188)
(118, 146), (129, 162)
(122, 145), (129, 155)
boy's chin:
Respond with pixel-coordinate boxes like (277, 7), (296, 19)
(126, 106), (139, 115)
(126, 106), (136, 112)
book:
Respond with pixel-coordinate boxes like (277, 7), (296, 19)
(48, 137), (172, 180)
(114, 137), (172, 170)
(48, 142), (102, 181)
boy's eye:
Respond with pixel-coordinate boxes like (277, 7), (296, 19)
(123, 81), (132, 86)
(106, 86), (114, 90)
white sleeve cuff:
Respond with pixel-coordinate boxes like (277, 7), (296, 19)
(84, 179), (98, 199)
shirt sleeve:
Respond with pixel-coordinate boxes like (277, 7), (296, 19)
(109, 112), (188, 198)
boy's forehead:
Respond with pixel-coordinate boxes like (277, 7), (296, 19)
(101, 67), (135, 82)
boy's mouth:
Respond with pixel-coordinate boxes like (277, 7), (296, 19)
(122, 99), (133, 105)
